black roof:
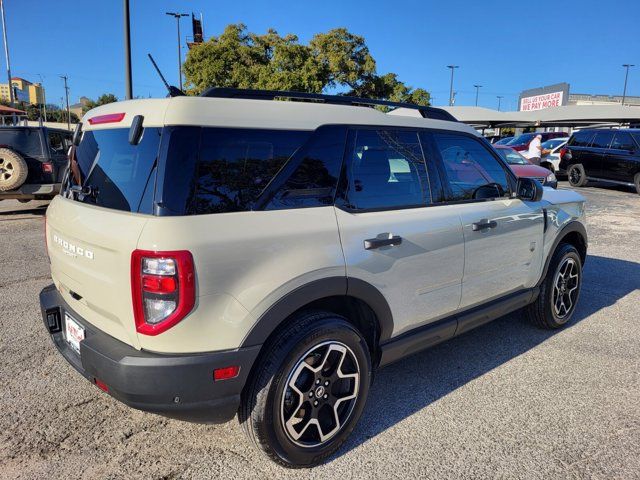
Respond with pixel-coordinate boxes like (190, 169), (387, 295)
(199, 87), (457, 123)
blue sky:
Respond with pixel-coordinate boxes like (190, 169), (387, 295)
(5, 0), (640, 111)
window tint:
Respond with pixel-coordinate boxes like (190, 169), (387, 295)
(189, 128), (311, 214)
(345, 129), (429, 210)
(590, 131), (613, 149)
(569, 131), (595, 147)
(0, 129), (43, 157)
(611, 131), (636, 151)
(507, 133), (534, 146)
(69, 127), (161, 213)
(266, 126), (346, 210)
(48, 131), (66, 153)
(433, 132), (510, 201)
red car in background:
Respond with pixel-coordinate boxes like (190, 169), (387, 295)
(506, 132), (568, 152)
(494, 145), (558, 188)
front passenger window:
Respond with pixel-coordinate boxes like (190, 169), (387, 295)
(432, 132), (510, 201)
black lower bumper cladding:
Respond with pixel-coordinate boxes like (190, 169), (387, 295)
(39, 284), (260, 423)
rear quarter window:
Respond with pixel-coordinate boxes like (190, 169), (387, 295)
(187, 128), (311, 215)
(569, 131), (595, 147)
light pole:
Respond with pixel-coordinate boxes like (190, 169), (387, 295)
(37, 73), (46, 122)
(473, 84), (482, 106)
(0, 0), (15, 124)
(447, 65), (459, 106)
(497, 95), (503, 111)
(124, 0), (133, 99)
(166, 12), (188, 91)
(622, 64), (634, 106)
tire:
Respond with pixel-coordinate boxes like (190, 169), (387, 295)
(634, 173), (640, 195)
(0, 148), (28, 191)
(239, 311), (371, 468)
(567, 164), (587, 188)
(526, 243), (582, 329)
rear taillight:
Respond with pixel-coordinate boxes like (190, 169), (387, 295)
(88, 112), (125, 125)
(41, 162), (53, 173)
(131, 250), (195, 336)
(559, 147), (568, 160)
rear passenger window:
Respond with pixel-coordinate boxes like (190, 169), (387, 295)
(590, 131), (614, 149)
(611, 132), (636, 151)
(432, 132), (510, 201)
(569, 131), (595, 147)
(344, 129), (430, 210)
(189, 128), (311, 214)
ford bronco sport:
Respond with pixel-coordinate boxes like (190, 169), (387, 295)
(40, 89), (587, 468)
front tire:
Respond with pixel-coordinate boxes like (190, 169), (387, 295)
(634, 173), (640, 195)
(527, 243), (583, 329)
(239, 311), (371, 468)
(567, 164), (588, 187)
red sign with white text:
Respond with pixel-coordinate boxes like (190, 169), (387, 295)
(520, 91), (564, 111)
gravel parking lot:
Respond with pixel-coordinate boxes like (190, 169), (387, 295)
(1, 183), (639, 479)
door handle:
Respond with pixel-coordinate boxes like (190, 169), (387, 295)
(364, 234), (402, 250)
(472, 219), (497, 231)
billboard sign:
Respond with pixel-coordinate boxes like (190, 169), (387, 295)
(519, 83), (569, 111)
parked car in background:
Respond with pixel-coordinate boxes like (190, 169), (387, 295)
(507, 132), (568, 153)
(494, 145), (558, 188)
(0, 126), (71, 202)
(540, 137), (569, 174)
(559, 128), (640, 194)
(494, 136), (514, 145)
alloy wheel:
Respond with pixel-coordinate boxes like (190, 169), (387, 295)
(552, 257), (580, 319)
(281, 341), (360, 448)
(569, 166), (581, 185)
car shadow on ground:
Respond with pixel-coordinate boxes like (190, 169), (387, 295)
(336, 254), (640, 459)
(0, 203), (48, 217)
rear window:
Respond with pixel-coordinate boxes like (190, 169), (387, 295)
(568, 131), (595, 147)
(0, 129), (43, 157)
(66, 127), (161, 213)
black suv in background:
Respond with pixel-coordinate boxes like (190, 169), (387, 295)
(560, 129), (640, 194)
(0, 126), (71, 202)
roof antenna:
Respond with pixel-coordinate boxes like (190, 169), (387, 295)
(147, 53), (185, 97)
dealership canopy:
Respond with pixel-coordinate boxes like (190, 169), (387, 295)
(436, 104), (640, 128)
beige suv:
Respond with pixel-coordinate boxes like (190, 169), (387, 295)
(40, 89), (587, 468)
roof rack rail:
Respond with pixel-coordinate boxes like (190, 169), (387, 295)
(199, 87), (458, 122)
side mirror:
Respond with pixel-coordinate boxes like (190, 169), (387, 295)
(517, 177), (544, 202)
(72, 122), (83, 146)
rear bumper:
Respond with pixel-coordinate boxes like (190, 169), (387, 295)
(39, 284), (261, 423)
(0, 183), (60, 199)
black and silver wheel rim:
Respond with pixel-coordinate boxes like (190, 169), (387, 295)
(280, 341), (360, 448)
(569, 166), (581, 184)
(552, 257), (580, 319)
(0, 157), (14, 182)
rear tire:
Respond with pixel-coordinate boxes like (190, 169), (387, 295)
(526, 243), (582, 329)
(0, 148), (28, 191)
(567, 164), (587, 187)
(634, 173), (640, 195)
(239, 311), (371, 468)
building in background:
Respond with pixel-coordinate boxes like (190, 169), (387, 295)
(69, 96), (92, 119)
(519, 82), (640, 111)
(0, 77), (45, 105)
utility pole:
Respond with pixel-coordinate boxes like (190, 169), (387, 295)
(0, 0), (15, 124)
(124, 0), (133, 99)
(60, 75), (70, 130)
(166, 12), (188, 91)
(497, 95), (503, 111)
(37, 73), (46, 122)
(473, 84), (482, 106)
(447, 65), (459, 106)
(622, 64), (634, 106)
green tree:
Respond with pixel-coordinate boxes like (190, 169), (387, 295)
(84, 93), (118, 113)
(183, 24), (430, 106)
